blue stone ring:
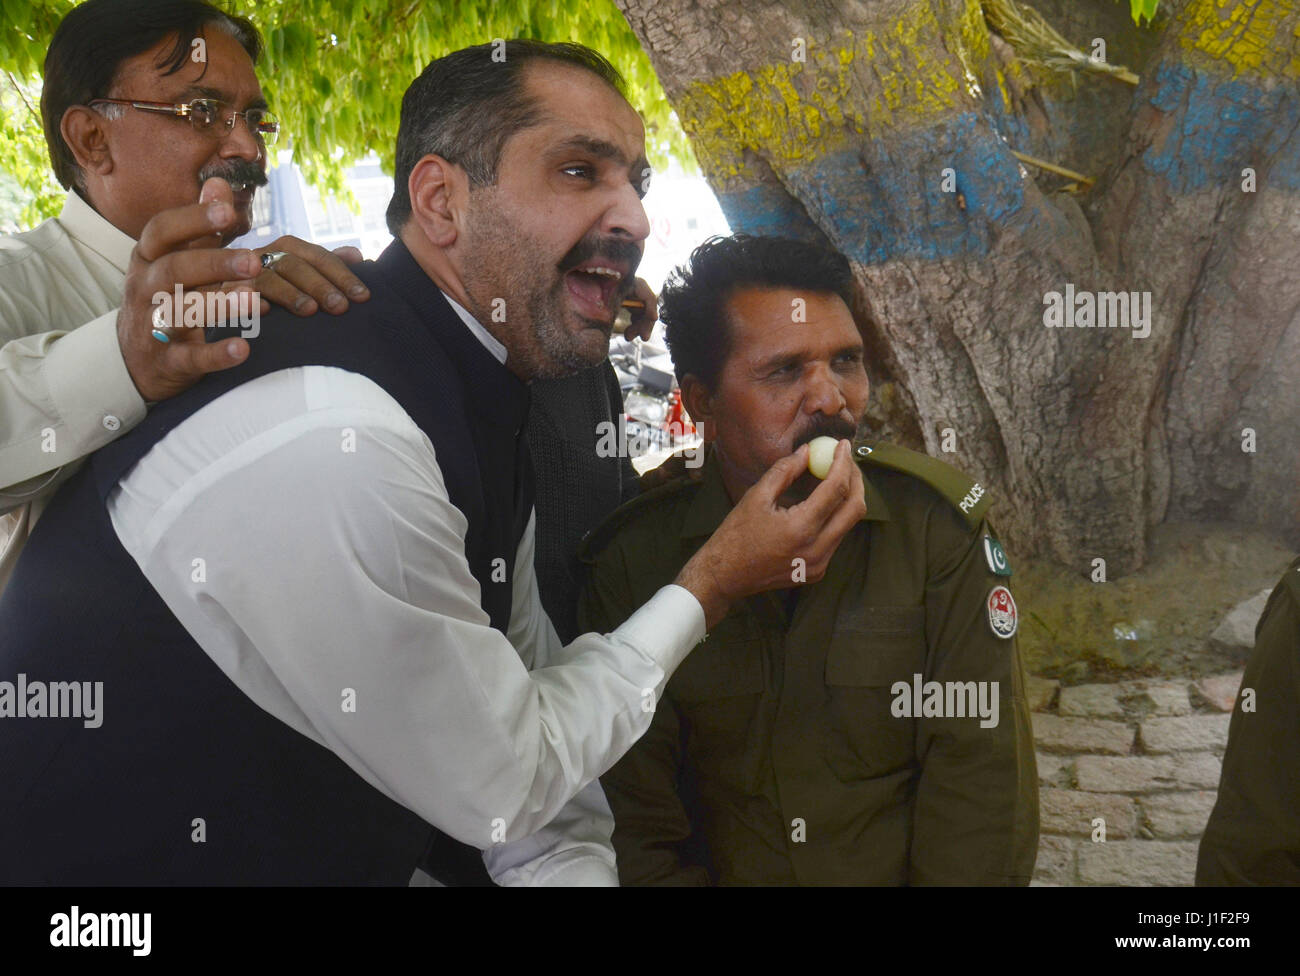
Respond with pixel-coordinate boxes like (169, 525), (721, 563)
(150, 303), (170, 343)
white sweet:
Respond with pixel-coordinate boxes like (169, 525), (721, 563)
(807, 436), (838, 480)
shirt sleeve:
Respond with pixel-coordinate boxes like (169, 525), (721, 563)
(479, 511), (617, 885)
(482, 778), (618, 886)
(107, 366), (705, 860)
(909, 513), (1040, 885)
(0, 311), (146, 505)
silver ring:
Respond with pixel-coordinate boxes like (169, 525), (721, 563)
(260, 250), (289, 269)
(151, 304), (168, 330)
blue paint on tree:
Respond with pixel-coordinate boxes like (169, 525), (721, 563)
(719, 113), (1026, 263)
(715, 64), (1297, 265)
(715, 181), (824, 241)
(1142, 61), (1300, 193)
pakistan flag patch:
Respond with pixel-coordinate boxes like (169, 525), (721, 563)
(983, 537), (1012, 576)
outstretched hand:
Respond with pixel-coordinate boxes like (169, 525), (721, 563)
(674, 439), (866, 629)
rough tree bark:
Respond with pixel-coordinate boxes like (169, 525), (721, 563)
(615, 0), (1300, 575)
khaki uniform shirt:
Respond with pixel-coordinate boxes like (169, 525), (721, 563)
(1197, 554), (1300, 884)
(0, 192), (142, 592)
(580, 441), (1039, 885)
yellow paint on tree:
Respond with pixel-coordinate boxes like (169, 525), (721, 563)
(678, 53), (857, 184)
(1180, 0), (1300, 80)
(994, 65), (1013, 109)
(678, 1), (988, 186)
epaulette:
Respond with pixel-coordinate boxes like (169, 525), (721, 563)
(578, 474), (699, 565)
(854, 439), (992, 530)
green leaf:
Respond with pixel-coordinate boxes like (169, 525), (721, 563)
(0, 0), (694, 224)
(1128, 0), (1160, 26)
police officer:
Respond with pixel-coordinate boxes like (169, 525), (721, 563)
(580, 235), (1039, 884)
(1197, 555), (1300, 884)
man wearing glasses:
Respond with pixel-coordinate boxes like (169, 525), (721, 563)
(0, 24), (869, 884)
(0, 0), (370, 592)
(85, 96), (281, 167)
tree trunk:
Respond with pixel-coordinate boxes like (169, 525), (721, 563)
(615, 0), (1300, 575)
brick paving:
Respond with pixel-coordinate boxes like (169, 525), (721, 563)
(1027, 672), (1242, 886)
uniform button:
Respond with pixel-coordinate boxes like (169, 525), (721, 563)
(102, 415), (121, 432)
(855, 444), (871, 457)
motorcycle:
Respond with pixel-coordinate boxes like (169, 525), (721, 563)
(608, 336), (701, 473)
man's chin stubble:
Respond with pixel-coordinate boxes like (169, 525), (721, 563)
(528, 305), (610, 375)
(530, 333), (608, 379)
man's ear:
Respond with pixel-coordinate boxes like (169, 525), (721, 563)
(680, 374), (715, 442)
(408, 154), (465, 248)
(60, 106), (114, 181)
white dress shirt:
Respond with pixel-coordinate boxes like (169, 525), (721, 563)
(0, 191), (143, 592)
(442, 292), (508, 364)
(107, 357), (706, 885)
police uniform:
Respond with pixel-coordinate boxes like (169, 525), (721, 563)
(1197, 555), (1300, 884)
(579, 440), (1039, 885)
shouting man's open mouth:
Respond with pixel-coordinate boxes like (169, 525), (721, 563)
(565, 261), (629, 321)
(559, 235), (641, 324)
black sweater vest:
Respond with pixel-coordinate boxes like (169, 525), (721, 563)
(0, 240), (532, 884)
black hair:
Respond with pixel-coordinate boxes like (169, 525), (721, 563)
(41, 0), (262, 189)
(386, 39), (627, 235)
(660, 234), (856, 389)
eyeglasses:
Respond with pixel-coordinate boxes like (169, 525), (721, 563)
(88, 97), (280, 145)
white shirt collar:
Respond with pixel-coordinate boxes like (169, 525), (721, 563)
(440, 292), (508, 365)
(59, 190), (136, 275)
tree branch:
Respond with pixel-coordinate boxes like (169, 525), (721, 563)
(4, 70), (40, 124)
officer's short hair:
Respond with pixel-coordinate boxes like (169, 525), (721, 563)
(386, 40), (628, 235)
(42, 0), (262, 190)
(660, 234), (855, 389)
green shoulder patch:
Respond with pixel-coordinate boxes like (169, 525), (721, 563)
(578, 475), (699, 565)
(983, 535), (1013, 576)
(855, 440), (992, 529)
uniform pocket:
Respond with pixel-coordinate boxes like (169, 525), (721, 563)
(824, 606), (927, 686)
(823, 607), (926, 780)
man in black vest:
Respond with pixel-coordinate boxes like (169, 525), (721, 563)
(0, 40), (867, 884)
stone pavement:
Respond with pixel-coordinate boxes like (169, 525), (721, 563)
(1027, 671), (1243, 886)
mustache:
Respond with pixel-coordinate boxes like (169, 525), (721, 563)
(558, 234), (643, 295)
(792, 416), (858, 451)
(198, 159), (268, 192)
